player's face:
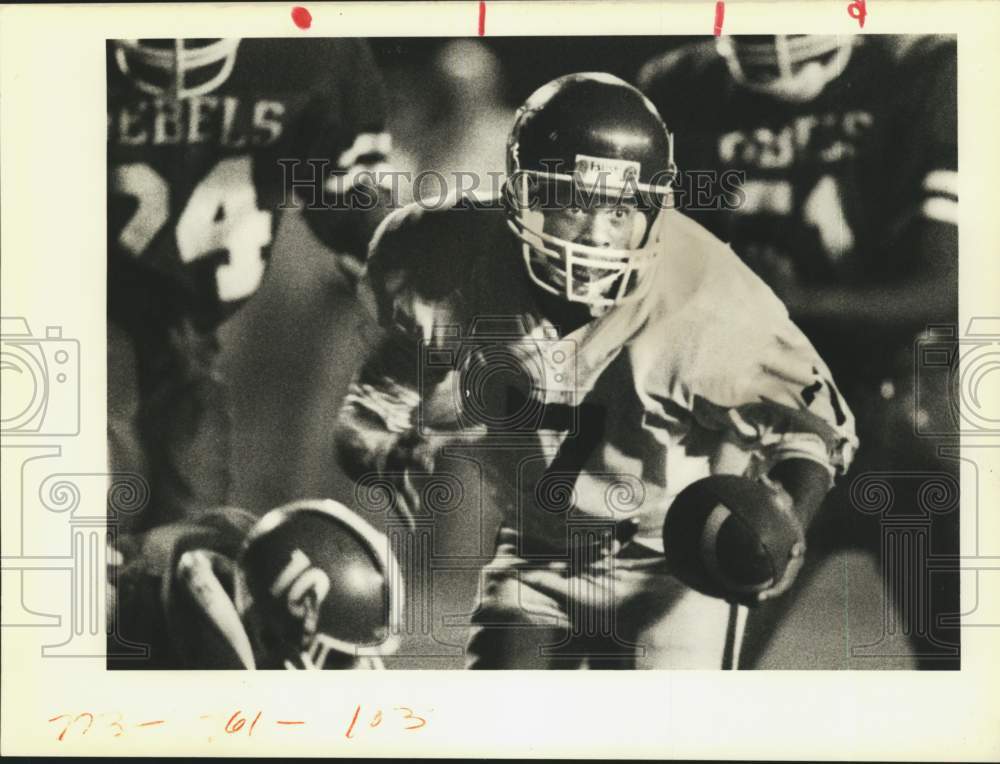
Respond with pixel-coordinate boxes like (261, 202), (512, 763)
(541, 197), (640, 250)
(536, 197), (641, 303)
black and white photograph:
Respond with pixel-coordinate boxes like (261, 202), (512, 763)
(1, 2), (998, 759)
(104, 32), (959, 672)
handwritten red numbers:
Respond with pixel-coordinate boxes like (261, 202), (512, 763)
(49, 712), (126, 741)
(345, 705), (429, 738)
(225, 710), (262, 736)
(50, 705), (427, 744)
(848, 0), (867, 27)
(49, 713), (93, 742)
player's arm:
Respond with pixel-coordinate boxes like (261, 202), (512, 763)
(709, 326), (859, 601)
(176, 549), (256, 668)
(764, 458), (831, 535)
(332, 211), (451, 528)
(298, 40), (396, 285)
(334, 321), (431, 480)
(334, 324), (444, 533)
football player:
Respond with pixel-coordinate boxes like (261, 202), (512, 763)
(107, 39), (393, 536)
(638, 35), (956, 328)
(108, 499), (401, 669)
(334, 73), (857, 669)
(639, 35), (959, 667)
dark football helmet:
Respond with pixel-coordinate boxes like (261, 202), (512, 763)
(504, 73), (677, 308)
(716, 35), (854, 102)
(239, 499), (402, 669)
(112, 38), (241, 99)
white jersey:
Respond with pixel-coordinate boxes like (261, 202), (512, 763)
(351, 196), (857, 550)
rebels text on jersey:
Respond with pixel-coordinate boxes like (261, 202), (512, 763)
(638, 36), (957, 291)
(345, 198), (858, 551)
(108, 38), (389, 331)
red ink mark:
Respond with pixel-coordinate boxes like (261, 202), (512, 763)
(225, 711), (246, 734)
(249, 711), (262, 736)
(136, 720), (165, 727)
(49, 714), (71, 741)
(394, 706), (428, 731)
(50, 713), (95, 741)
(847, 0), (867, 28)
(713, 1), (725, 36)
(276, 720), (306, 725)
(292, 6), (312, 30)
(345, 705), (361, 739)
(104, 712), (125, 738)
(478, 1), (486, 36)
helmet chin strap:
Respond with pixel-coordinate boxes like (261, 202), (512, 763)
(577, 268), (630, 306)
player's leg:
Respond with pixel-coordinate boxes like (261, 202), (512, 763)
(108, 319), (153, 535)
(613, 546), (739, 669)
(135, 318), (232, 529)
(464, 528), (582, 669)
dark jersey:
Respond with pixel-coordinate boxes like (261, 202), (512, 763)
(108, 38), (389, 332)
(639, 36), (957, 295)
(110, 507), (257, 669)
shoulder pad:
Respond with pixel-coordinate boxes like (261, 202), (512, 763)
(363, 195), (506, 327)
(637, 41), (719, 93)
(877, 34), (955, 71)
(133, 506), (256, 578)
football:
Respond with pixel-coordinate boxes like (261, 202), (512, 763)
(662, 475), (803, 599)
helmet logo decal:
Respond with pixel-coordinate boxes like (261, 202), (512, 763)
(270, 548), (331, 622)
(574, 154), (641, 191)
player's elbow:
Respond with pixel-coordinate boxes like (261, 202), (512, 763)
(334, 401), (388, 480)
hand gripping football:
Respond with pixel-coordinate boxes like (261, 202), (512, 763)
(662, 475), (805, 602)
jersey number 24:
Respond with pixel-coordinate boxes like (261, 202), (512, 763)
(113, 156), (271, 302)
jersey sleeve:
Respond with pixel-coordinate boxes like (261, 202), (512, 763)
(677, 251), (859, 481)
(739, 326), (856, 479)
(693, 316), (858, 482)
(318, 39), (392, 184)
(881, 36), (957, 280)
(359, 203), (465, 339)
(636, 42), (716, 113)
